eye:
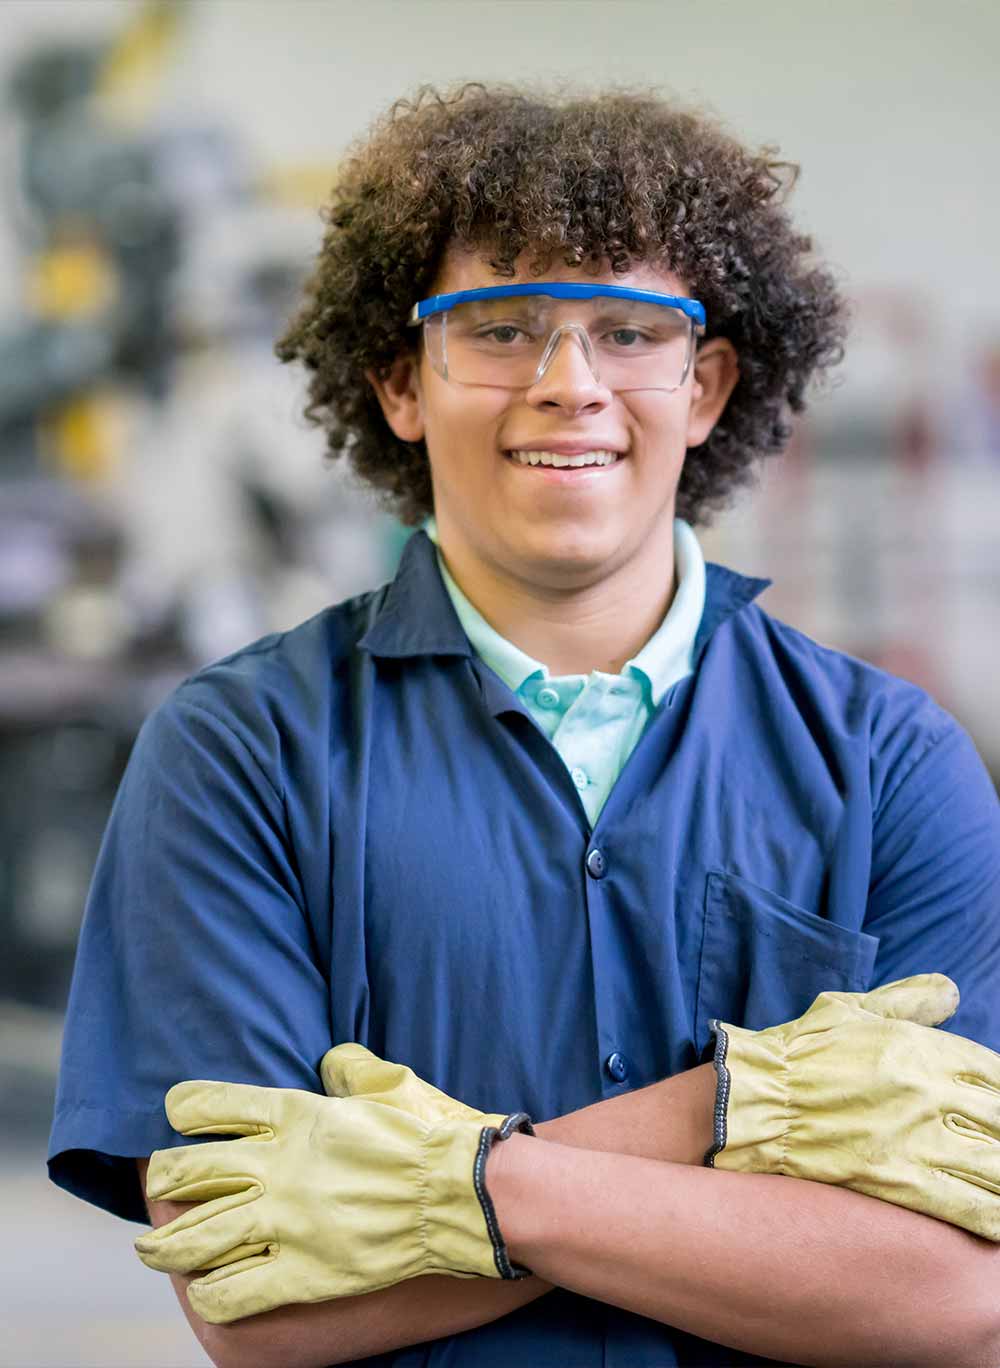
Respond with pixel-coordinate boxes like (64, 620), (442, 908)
(608, 327), (645, 347)
(481, 324), (525, 345)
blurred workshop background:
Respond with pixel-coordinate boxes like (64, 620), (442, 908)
(1, 2), (998, 1364)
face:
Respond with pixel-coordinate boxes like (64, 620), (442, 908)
(370, 245), (739, 595)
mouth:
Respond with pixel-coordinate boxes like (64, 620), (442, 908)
(503, 448), (626, 471)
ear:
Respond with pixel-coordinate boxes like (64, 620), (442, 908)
(686, 338), (740, 448)
(366, 354), (424, 443)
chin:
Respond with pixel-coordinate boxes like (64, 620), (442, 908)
(511, 531), (621, 584)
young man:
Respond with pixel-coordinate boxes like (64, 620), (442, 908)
(50, 87), (1000, 1368)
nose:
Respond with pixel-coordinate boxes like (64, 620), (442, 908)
(526, 324), (612, 414)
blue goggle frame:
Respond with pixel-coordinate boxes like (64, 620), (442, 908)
(408, 282), (706, 329)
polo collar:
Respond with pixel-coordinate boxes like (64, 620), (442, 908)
(358, 529), (473, 660)
(694, 561), (772, 666)
(358, 529), (770, 664)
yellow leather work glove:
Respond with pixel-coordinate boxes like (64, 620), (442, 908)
(320, 1042), (509, 1124)
(704, 973), (1000, 1238)
(134, 1078), (534, 1324)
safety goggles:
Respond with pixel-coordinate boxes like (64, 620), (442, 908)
(407, 283), (706, 392)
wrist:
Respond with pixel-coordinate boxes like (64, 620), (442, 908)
(484, 1129), (536, 1267)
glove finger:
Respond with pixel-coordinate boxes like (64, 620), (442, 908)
(956, 1070), (1000, 1103)
(185, 1253), (286, 1325)
(165, 1080), (295, 1137)
(933, 1166), (1000, 1241)
(146, 1139), (263, 1204)
(944, 1100), (1000, 1148)
(134, 1193), (261, 1276)
(853, 974), (960, 1027)
(938, 1160), (1000, 1198)
(198, 1240), (272, 1271)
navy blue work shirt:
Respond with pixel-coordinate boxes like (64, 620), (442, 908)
(49, 529), (1000, 1367)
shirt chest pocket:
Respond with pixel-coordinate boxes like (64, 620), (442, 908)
(693, 869), (880, 1056)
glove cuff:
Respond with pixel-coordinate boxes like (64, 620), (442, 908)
(702, 1018), (790, 1171)
(475, 1112), (535, 1280)
(703, 1019), (733, 1168)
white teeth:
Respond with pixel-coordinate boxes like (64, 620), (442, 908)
(508, 449), (621, 468)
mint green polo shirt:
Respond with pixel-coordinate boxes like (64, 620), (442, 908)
(424, 517), (706, 827)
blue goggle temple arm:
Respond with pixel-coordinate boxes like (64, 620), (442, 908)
(407, 282), (706, 329)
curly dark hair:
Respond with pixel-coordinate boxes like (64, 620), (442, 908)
(275, 83), (847, 527)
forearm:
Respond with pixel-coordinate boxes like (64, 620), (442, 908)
(488, 1132), (1000, 1368)
(191, 1268), (550, 1368)
(137, 1069), (713, 1367)
(139, 1159), (549, 1368)
(534, 1059), (717, 1161)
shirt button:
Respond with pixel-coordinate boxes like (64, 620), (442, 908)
(571, 767), (588, 790)
(537, 686), (560, 708)
(605, 1052), (630, 1083)
(586, 848), (606, 879)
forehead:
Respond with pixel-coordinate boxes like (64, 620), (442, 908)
(429, 243), (691, 300)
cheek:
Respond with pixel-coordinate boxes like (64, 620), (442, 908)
(423, 386), (515, 455)
(626, 396), (690, 454)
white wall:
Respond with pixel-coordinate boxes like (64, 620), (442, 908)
(2, 0), (999, 330)
(2, 0), (997, 746)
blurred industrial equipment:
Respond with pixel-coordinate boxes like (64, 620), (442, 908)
(0, 2), (393, 1014)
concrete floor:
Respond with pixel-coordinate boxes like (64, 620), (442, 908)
(2, 1003), (210, 1368)
(2, 1146), (211, 1367)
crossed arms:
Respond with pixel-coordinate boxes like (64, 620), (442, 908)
(139, 1058), (1000, 1368)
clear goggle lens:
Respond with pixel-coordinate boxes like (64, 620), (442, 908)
(422, 294), (702, 392)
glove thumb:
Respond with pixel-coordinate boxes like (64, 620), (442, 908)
(853, 972), (960, 1027)
(320, 1043), (501, 1127)
(320, 1042), (396, 1099)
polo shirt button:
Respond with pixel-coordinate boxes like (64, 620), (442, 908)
(605, 1052), (630, 1083)
(586, 848), (606, 879)
(571, 767), (588, 790)
(537, 686), (559, 708)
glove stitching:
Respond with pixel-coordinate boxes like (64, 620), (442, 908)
(473, 1120), (534, 1280)
(497, 1111), (536, 1141)
(474, 1125), (507, 1276)
(703, 1020), (731, 1167)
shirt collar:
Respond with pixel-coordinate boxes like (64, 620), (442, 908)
(430, 534), (543, 691)
(423, 516), (707, 706)
(358, 525), (771, 684)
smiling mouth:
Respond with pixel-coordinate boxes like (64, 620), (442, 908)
(504, 449), (624, 468)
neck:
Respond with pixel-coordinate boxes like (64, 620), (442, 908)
(434, 524), (678, 678)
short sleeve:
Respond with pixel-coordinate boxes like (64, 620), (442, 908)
(865, 711), (1000, 1052)
(47, 687), (332, 1223)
